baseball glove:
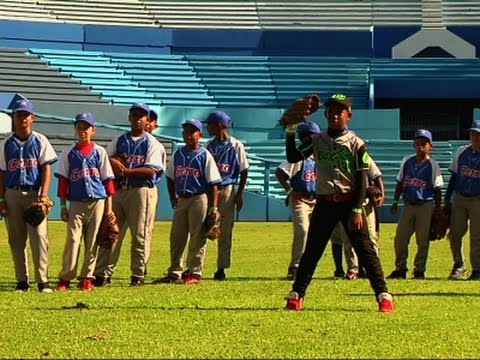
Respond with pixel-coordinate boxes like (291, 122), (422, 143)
(365, 185), (382, 204)
(429, 208), (450, 241)
(204, 209), (221, 240)
(110, 153), (127, 177)
(96, 212), (120, 249)
(23, 197), (54, 227)
(280, 94), (321, 128)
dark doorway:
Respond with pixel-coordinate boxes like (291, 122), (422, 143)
(375, 98), (479, 141)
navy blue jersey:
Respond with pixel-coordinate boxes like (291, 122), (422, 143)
(55, 144), (114, 201)
(166, 146), (221, 196)
(107, 132), (165, 187)
(397, 154), (444, 202)
(450, 145), (480, 195)
(0, 131), (57, 188)
(205, 136), (249, 186)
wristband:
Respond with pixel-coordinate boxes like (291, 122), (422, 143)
(352, 208), (362, 214)
(61, 204), (67, 209)
(210, 206), (218, 213)
(0, 197), (5, 203)
(392, 200), (399, 205)
(285, 124), (298, 134)
(287, 188), (293, 196)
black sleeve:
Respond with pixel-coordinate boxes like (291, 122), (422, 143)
(353, 145), (368, 209)
(445, 172), (456, 202)
(286, 133), (314, 163)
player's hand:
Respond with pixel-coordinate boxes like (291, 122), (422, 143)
(0, 203), (9, 217)
(375, 195), (385, 208)
(348, 212), (363, 231)
(110, 158), (126, 177)
(170, 198), (177, 209)
(390, 203), (398, 215)
(234, 193), (243, 212)
(61, 207), (69, 222)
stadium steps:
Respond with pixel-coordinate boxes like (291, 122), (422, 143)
(0, 48), (105, 103)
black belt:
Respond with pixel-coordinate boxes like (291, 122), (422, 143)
(405, 200), (430, 206)
(459, 192), (480, 198)
(178, 192), (205, 199)
(8, 185), (39, 191)
(297, 192), (316, 200)
(317, 192), (355, 203)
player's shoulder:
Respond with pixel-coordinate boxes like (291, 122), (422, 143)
(456, 144), (471, 156)
(31, 131), (51, 143)
(401, 153), (416, 163)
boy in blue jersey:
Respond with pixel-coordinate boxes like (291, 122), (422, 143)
(204, 111), (249, 281)
(445, 120), (480, 280)
(94, 103), (165, 287)
(0, 98), (58, 293)
(387, 129), (444, 279)
(55, 112), (116, 291)
(156, 119), (221, 284)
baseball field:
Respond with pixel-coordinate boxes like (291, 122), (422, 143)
(0, 221), (478, 358)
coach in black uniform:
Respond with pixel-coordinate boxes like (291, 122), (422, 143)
(283, 94), (394, 313)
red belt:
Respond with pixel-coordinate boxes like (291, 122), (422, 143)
(316, 192), (355, 203)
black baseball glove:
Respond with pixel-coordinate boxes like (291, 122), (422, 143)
(23, 197), (54, 227)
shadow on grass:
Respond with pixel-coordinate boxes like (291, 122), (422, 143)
(349, 291), (480, 297)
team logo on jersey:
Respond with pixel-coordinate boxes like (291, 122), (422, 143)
(71, 167), (101, 181)
(8, 158), (38, 171)
(403, 176), (427, 188)
(125, 154), (146, 165)
(316, 146), (353, 172)
(175, 165), (201, 177)
(219, 163), (232, 173)
(460, 165), (480, 178)
(303, 170), (317, 181)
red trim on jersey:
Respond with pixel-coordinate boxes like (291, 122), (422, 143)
(75, 142), (95, 157)
(104, 178), (116, 196)
(57, 177), (69, 198)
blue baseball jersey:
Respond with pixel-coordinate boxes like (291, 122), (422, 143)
(277, 157), (317, 194)
(0, 131), (57, 188)
(205, 136), (249, 186)
(397, 154), (444, 202)
(166, 146), (221, 196)
(55, 144), (115, 201)
(449, 145), (480, 195)
(107, 132), (165, 187)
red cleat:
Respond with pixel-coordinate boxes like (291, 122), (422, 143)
(184, 274), (201, 285)
(56, 280), (70, 292)
(78, 278), (93, 292)
(378, 292), (394, 313)
(284, 291), (303, 310)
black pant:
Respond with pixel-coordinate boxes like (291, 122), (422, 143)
(292, 200), (388, 299)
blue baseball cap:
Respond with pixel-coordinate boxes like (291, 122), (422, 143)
(468, 120), (480, 133)
(149, 109), (158, 121)
(74, 112), (96, 127)
(298, 121), (321, 135)
(182, 119), (203, 132)
(204, 111), (231, 128)
(414, 129), (433, 143)
(11, 99), (35, 115)
(129, 102), (150, 114)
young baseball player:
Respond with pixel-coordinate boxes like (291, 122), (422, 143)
(55, 112), (116, 291)
(445, 120), (480, 280)
(387, 129), (443, 280)
(275, 121), (320, 280)
(94, 102), (165, 287)
(331, 158), (385, 279)
(0, 98), (57, 293)
(204, 111), (249, 281)
(283, 93), (394, 312)
(156, 119), (221, 284)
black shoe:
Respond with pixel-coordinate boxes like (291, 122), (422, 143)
(333, 269), (346, 279)
(181, 270), (191, 280)
(413, 270), (425, 280)
(214, 269), (226, 281)
(130, 276), (145, 287)
(386, 269), (407, 279)
(468, 270), (480, 280)
(15, 281), (30, 292)
(286, 267), (297, 281)
(37, 282), (53, 293)
(93, 276), (111, 287)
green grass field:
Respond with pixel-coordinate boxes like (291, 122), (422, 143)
(0, 221), (479, 359)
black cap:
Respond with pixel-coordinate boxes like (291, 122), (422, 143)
(324, 93), (352, 110)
